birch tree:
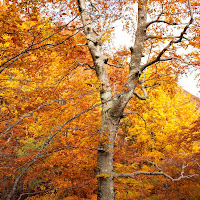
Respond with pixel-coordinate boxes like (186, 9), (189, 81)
(77, 0), (199, 199)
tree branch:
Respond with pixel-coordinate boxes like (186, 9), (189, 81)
(146, 20), (178, 28)
(5, 99), (105, 200)
(124, 112), (147, 130)
(77, 0), (112, 109)
(113, 171), (199, 181)
(144, 82), (161, 88)
(106, 62), (124, 68)
(140, 0), (194, 72)
(0, 15), (79, 73)
(133, 90), (148, 100)
(0, 95), (85, 139)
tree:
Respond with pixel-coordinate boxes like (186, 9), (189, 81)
(77, 0), (200, 199)
(0, 0), (200, 199)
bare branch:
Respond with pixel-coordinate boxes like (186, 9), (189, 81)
(113, 171), (199, 182)
(145, 160), (163, 171)
(140, 40), (172, 70)
(106, 62), (124, 68)
(26, 30), (81, 51)
(88, 0), (101, 14)
(125, 112), (147, 130)
(174, 57), (200, 65)
(141, 71), (148, 98)
(0, 130), (13, 152)
(154, 57), (200, 66)
(4, 32), (26, 35)
(144, 82), (161, 88)
(0, 15), (79, 73)
(133, 90), (148, 100)
(0, 96), (84, 139)
(140, 0), (194, 72)
(147, 35), (190, 41)
(17, 187), (55, 200)
(188, 0), (194, 19)
(82, 63), (95, 70)
(146, 20), (178, 28)
(167, 57), (200, 65)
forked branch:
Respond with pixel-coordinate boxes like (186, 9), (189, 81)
(113, 171), (199, 181)
(140, 0), (194, 72)
(113, 159), (199, 181)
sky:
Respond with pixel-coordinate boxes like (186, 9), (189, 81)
(179, 73), (199, 97)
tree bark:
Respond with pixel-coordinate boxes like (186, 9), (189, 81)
(97, 116), (120, 200)
(77, 0), (147, 199)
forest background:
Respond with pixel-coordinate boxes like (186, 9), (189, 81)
(0, 0), (200, 200)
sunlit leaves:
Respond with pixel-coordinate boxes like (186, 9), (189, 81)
(115, 74), (199, 199)
(0, 0), (200, 199)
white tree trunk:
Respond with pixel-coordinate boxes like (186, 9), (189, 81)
(77, 0), (147, 199)
(97, 116), (119, 200)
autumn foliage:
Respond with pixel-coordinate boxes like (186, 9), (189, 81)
(0, 0), (200, 200)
